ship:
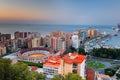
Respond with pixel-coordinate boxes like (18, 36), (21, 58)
(118, 23), (120, 30)
(114, 23), (120, 32)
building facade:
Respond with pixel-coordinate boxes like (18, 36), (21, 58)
(0, 46), (6, 56)
(0, 34), (11, 41)
(72, 35), (79, 49)
(43, 53), (86, 79)
(32, 37), (43, 48)
(87, 29), (99, 38)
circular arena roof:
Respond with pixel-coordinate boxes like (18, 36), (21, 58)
(18, 47), (53, 63)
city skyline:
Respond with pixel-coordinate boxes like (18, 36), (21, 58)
(0, 0), (120, 25)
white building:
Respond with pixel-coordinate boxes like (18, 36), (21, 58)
(72, 35), (79, 49)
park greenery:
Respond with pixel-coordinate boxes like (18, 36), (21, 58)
(51, 73), (84, 80)
(91, 47), (120, 59)
(87, 61), (105, 69)
(18, 60), (43, 68)
(0, 58), (45, 80)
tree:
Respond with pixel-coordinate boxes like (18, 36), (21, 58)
(31, 71), (46, 80)
(51, 74), (64, 80)
(90, 48), (120, 59)
(11, 62), (32, 80)
(0, 62), (4, 80)
(64, 73), (83, 80)
(69, 46), (76, 53)
(116, 73), (120, 79)
(105, 68), (115, 77)
(78, 48), (85, 54)
(0, 58), (46, 80)
(0, 58), (12, 80)
(52, 73), (84, 80)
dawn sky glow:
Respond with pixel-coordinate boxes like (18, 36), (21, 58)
(0, 0), (120, 25)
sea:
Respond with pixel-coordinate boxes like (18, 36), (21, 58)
(0, 24), (120, 47)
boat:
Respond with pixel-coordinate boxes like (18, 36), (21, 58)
(115, 28), (120, 32)
(113, 23), (120, 32)
(114, 34), (118, 36)
(112, 27), (115, 30)
(106, 39), (109, 41)
(117, 23), (120, 31)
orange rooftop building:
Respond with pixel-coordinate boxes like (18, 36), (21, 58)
(43, 53), (86, 79)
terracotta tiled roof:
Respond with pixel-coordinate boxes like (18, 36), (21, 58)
(44, 53), (86, 67)
(44, 56), (61, 67)
(62, 53), (86, 64)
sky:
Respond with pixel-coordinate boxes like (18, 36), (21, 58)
(0, 0), (120, 25)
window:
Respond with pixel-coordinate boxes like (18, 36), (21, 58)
(72, 69), (77, 74)
(73, 63), (78, 68)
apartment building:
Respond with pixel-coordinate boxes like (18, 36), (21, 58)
(43, 53), (86, 79)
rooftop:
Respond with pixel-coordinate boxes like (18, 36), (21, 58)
(44, 53), (86, 67)
(44, 56), (61, 67)
(62, 53), (86, 64)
